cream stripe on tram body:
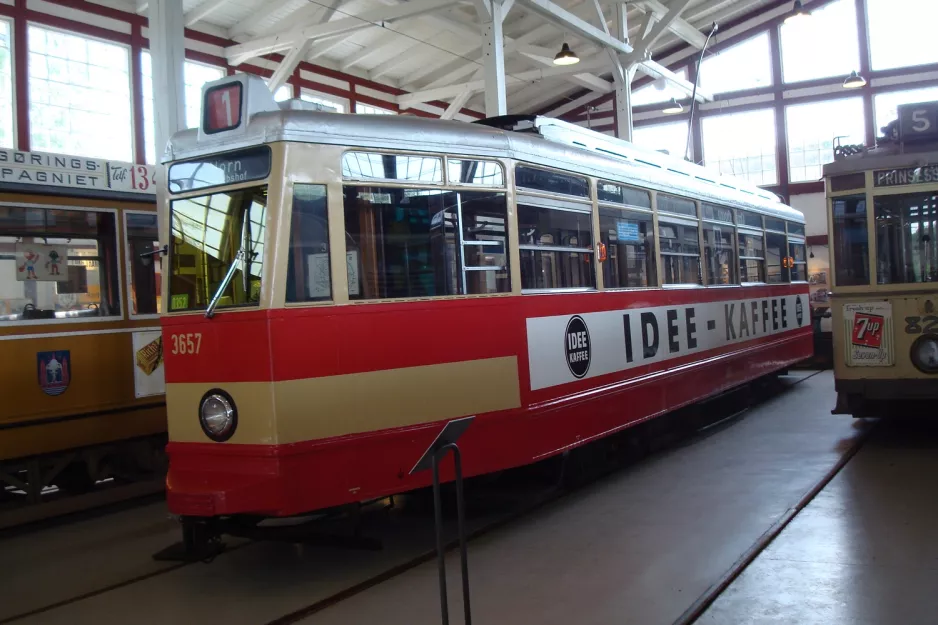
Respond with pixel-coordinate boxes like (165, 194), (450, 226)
(825, 100), (938, 417)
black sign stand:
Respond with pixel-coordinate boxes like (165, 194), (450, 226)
(410, 416), (475, 625)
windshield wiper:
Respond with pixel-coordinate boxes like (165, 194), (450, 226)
(205, 248), (246, 319)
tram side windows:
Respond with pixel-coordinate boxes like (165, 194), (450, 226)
(448, 159), (504, 186)
(515, 166), (589, 198)
(765, 232), (788, 283)
(789, 240), (807, 281)
(599, 207), (656, 288)
(764, 219), (788, 283)
(701, 203), (736, 285)
(125, 212), (161, 315)
(874, 192), (938, 284)
(342, 153), (443, 183)
(658, 194), (701, 285)
(0, 207), (120, 321)
(518, 204), (594, 290)
(343, 187), (510, 299)
(831, 195), (869, 286)
(168, 186), (267, 312)
(286, 185), (331, 302)
(738, 231), (766, 283)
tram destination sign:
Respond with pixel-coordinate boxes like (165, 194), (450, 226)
(873, 164), (938, 188)
(0, 148), (155, 194)
(168, 146), (271, 193)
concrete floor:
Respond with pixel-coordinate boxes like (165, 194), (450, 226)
(2, 370), (899, 625)
(700, 419), (938, 625)
(304, 371), (866, 625)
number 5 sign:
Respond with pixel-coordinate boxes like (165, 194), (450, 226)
(203, 83), (242, 134)
(898, 102), (938, 143)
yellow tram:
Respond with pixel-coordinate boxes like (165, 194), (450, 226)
(826, 101), (938, 417)
(0, 149), (166, 526)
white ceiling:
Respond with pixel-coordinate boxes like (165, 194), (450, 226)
(105, 0), (782, 114)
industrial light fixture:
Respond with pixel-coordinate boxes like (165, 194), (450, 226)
(843, 70), (867, 89)
(662, 98), (684, 115)
(784, 0), (811, 24)
(553, 42), (580, 66)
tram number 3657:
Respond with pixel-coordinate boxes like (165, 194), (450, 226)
(905, 316), (938, 334)
(170, 333), (202, 355)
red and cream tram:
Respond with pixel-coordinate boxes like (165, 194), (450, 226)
(159, 75), (811, 527)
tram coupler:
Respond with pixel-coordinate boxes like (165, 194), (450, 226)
(152, 516), (225, 563)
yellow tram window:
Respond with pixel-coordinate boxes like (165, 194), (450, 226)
(168, 186), (267, 311)
(874, 192), (938, 284)
(659, 220), (702, 285)
(831, 195), (869, 286)
(0, 206), (120, 321)
(125, 212), (161, 315)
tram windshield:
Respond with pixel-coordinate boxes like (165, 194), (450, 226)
(875, 192), (938, 284)
(168, 186), (267, 312)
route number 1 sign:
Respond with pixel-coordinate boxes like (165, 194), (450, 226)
(203, 83), (243, 134)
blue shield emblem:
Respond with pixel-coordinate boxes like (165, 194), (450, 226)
(37, 350), (70, 396)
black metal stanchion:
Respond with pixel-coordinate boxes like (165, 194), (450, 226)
(411, 416), (474, 625)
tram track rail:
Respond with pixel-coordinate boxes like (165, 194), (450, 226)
(0, 370), (843, 625)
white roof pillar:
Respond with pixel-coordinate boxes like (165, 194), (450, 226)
(479, 0), (507, 117)
(614, 2), (632, 141)
(148, 0), (187, 158)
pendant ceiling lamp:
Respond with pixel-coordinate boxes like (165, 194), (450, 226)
(553, 42), (580, 66)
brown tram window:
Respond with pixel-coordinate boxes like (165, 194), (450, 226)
(515, 165), (590, 198)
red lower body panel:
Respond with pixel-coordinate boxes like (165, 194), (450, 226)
(166, 332), (811, 517)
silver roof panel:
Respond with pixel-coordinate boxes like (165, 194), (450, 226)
(166, 109), (804, 223)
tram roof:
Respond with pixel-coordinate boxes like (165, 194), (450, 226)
(823, 140), (938, 177)
(166, 108), (804, 224)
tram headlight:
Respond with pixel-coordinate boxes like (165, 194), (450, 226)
(199, 390), (238, 441)
(910, 335), (938, 374)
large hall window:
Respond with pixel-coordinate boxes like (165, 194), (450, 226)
(141, 52), (225, 163)
(356, 102), (395, 115)
(875, 192), (938, 285)
(300, 90), (346, 113)
(780, 0), (859, 84)
(343, 187), (510, 298)
(867, 0), (938, 71)
(874, 87), (938, 137)
(699, 33), (772, 95)
(0, 21), (12, 148)
(786, 98), (865, 183)
(518, 204), (593, 290)
(632, 121), (689, 159)
(29, 26), (132, 161)
(701, 108), (778, 185)
(0, 206), (120, 321)
(832, 194), (869, 286)
(630, 69), (689, 107)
